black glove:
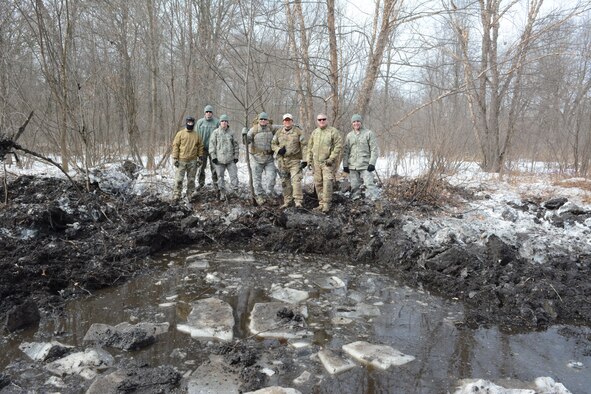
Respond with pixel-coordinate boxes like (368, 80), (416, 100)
(343, 166), (349, 173)
(174, 160), (179, 167)
(278, 146), (287, 156)
(367, 164), (375, 172)
(234, 158), (239, 163)
(212, 158), (219, 165)
(325, 159), (332, 167)
(200, 156), (206, 162)
(300, 161), (307, 170)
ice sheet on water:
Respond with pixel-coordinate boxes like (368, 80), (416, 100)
(342, 341), (415, 370)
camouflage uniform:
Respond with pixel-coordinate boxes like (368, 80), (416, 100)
(209, 124), (239, 197)
(307, 124), (343, 212)
(343, 126), (379, 200)
(196, 107), (220, 190)
(272, 125), (307, 207)
(172, 128), (205, 199)
(246, 123), (277, 199)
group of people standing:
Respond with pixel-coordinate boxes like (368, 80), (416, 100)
(171, 105), (379, 213)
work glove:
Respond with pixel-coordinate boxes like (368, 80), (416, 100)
(278, 146), (287, 156)
(367, 164), (375, 172)
(174, 160), (179, 168)
(212, 158), (219, 165)
(300, 161), (307, 170)
(343, 166), (349, 173)
(234, 158), (239, 163)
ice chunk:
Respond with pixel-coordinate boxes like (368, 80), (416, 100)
(19, 341), (73, 362)
(45, 348), (114, 380)
(177, 298), (234, 341)
(187, 361), (241, 394)
(245, 387), (302, 394)
(249, 302), (311, 339)
(342, 341), (414, 369)
(315, 276), (346, 290)
(334, 303), (381, 318)
(318, 349), (356, 374)
(293, 370), (311, 385)
(270, 284), (309, 304)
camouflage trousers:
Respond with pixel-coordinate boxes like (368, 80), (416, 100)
(312, 162), (335, 209)
(214, 162), (239, 195)
(173, 159), (200, 199)
(277, 158), (303, 205)
(197, 151), (218, 190)
(349, 169), (378, 200)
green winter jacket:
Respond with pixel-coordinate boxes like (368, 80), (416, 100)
(342, 127), (378, 170)
(196, 117), (220, 151)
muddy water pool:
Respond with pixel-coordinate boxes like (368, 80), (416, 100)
(2, 250), (589, 393)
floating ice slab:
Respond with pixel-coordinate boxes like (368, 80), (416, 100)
(454, 378), (571, 394)
(187, 260), (210, 269)
(245, 387), (302, 394)
(249, 302), (311, 339)
(342, 341), (415, 370)
(177, 298), (234, 341)
(187, 361), (241, 394)
(315, 276), (346, 290)
(214, 252), (256, 262)
(334, 303), (381, 318)
(318, 349), (356, 375)
(46, 348), (114, 380)
(293, 370), (311, 385)
(19, 341), (73, 362)
(270, 284), (309, 304)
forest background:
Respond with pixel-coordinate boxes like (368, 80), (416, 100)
(2, 0), (591, 178)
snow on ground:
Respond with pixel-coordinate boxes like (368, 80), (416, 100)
(5, 152), (591, 264)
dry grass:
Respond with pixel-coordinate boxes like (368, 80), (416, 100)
(383, 174), (473, 209)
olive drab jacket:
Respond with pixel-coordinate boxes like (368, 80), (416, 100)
(209, 126), (239, 165)
(271, 126), (307, 160)
(307, 126), (343, 166)
(172, 128), (205, 161)
(246, 125), (275, 164)
(196, 117), (220, 151)
(342, 127), (378, 170)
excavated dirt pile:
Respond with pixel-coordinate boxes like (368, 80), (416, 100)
(1, 172), (590, 335)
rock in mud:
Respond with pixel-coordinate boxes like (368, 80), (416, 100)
(83, 322), (165, 350)
(4, 299), (40, 332)
(342, 341), (415, 369)
(543, 197), (568, 210)
(86, 364), (181, 394)
(0, 373), (10, 390)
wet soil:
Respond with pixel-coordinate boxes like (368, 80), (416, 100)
(1, 173), (590, 336)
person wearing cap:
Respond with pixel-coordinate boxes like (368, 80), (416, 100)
(196, 105), (220, 193)
(243, 112), (278, 205)
(209, 114), (239, 200)
(171, 116), (205, 202)
(272, 113), (308, 209)
(307, 113), (343, 213)
(342, 114), (379, 201)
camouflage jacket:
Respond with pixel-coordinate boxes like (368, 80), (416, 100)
(209, 127), (239, 164)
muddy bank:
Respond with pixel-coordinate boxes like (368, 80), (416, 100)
(1, 173), (590, 334)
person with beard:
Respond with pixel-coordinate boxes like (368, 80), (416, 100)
(171, 116), (205, 203)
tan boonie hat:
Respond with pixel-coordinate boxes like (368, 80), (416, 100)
(282, 113), (293, 120)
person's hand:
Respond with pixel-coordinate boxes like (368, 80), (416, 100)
(212, 158), (219, 165)
(242, 127), (248, 135)
(278, 146), (286, 156)
(343, 166), (349, 173)
(300, 161), (307, 170)
(367, 164), (375, 172)
(234, 158), (239, 163)
(174, 160), (179, 167)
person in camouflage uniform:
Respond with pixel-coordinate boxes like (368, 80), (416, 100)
(272, 113), (307, 209)
(307, 113), (343, 213)
(243, 112), (278, 205)
(342, 114), (379, 201)
(209, 114), (239, 200)
(196, 105), (220, 192)
(171, 116), (205, 202)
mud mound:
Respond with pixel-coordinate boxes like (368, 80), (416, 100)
(1, 173), (590, 333)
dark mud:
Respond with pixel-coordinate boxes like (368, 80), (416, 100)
(1, 173), (590, 337)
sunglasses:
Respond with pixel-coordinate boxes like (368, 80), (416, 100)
(317, 118), (327, 121)
(205, 111), (213, 113)
(259, 118), (268, 121)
